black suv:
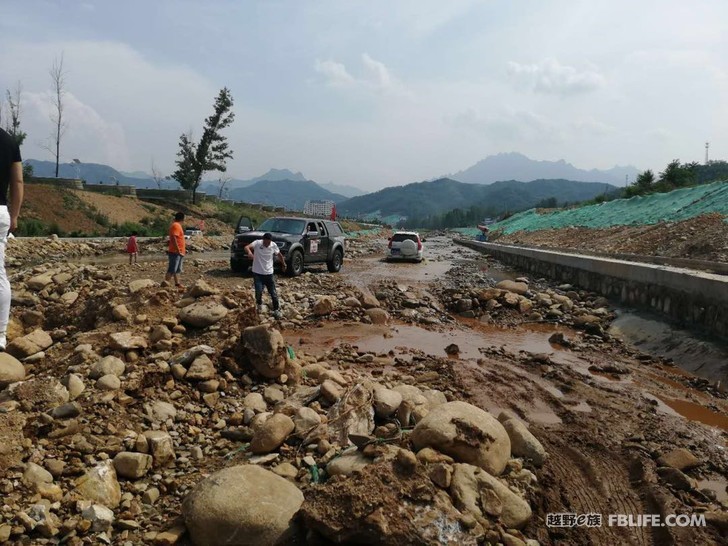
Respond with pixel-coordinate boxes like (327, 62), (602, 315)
(230, 216), (346, 276)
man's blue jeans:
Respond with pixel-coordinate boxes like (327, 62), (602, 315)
(253, 273), (279, 310)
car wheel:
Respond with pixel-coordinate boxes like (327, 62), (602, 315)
(230, 259), (246, 274)
(327, 249), (343, 273)
(288, 250), (304, 276)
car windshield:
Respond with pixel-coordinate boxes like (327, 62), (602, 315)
(257, 218), (306, 234)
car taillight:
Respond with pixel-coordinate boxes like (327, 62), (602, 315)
(417, 238), (422, 251)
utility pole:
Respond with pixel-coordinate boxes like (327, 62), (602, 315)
(705, 142), (710, 165)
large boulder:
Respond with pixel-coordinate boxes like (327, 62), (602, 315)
(411, 401), (510, 476)
(6, 329), (53, 359)
(182, 465), (304, 546)
(495, 280), (529, 296)
(450, 463), (532, 529)
(0, 353), (25, 387)
(241, 325), (288, 379)
(179, 301), (228, 328)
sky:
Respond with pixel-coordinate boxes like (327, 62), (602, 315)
(1, 0), (726, 190)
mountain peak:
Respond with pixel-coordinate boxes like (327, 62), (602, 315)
(451, 153), (638, 186)
(252, 168), (307, 183)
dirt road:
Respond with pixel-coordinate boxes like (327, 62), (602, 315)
(2, 234), (726, 544)
(320, 236), (728, 544)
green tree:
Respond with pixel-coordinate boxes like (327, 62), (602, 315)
(659, 159), (695, 189)
(172, 88), (235, 204)
(634, 169), (655, 192)
(22, 161), (33, 180)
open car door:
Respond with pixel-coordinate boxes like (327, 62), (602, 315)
(235, 216), (253, 233)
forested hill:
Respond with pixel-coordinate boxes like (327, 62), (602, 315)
(338, 177), (615, 219)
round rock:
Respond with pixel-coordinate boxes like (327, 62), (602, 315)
(182, 465), (304, 546)
(0, 353), (25, 387)
(411, 401), (511, 476)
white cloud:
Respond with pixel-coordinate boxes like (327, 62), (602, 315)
(361, 53), (392, 89)
(507, 58), (605, 95)
(314, 59), (355, 87)
(0, 40), (219, 173)
(314, 54), (407, 96)
(24, 90), (130, 168)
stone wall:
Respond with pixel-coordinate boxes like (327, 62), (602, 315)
(136, 189), (192, 203)
(84, 184), (137, 197)
(27, 177), (84, 190)
(456, 239), (728, 339)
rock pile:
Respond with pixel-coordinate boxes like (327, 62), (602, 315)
(438, 275), (614, 333)
(0, 254), (547, 545)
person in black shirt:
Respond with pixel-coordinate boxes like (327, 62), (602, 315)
(0, 128), (24, 350)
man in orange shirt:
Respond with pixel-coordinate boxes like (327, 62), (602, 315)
(166, 211), (186, 289)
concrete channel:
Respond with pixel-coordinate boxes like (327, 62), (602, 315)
(454, 238), (728, 340)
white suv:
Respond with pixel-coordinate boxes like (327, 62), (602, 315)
(387, 231), (424, 262)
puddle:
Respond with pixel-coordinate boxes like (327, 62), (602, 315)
(697, 479), (728, 503)
(654, 395), (728, 431)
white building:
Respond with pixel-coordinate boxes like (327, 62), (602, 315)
(303, 199), (335, 217)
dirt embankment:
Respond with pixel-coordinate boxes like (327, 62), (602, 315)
(21, 184), (236, 237)
(493, 213), (728, 263)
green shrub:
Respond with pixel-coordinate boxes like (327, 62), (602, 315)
(16, 218), (46, 236)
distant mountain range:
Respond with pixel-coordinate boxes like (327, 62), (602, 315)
(26, 159), (173, 189)
(338, 178), (617, 220)
(448, 152), (639, 186)
(27, 153), (632, 218)
(226, 179), (346, 210)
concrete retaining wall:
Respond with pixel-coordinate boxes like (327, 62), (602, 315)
(455, 239), (728, 339)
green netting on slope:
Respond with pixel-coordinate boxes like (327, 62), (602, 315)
(491, 181), (728, 235)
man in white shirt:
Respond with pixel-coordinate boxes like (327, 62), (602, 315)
(245, 232), (287, 319)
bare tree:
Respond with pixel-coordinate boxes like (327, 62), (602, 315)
(216, 175), (232, 198)
(46, 54), (68, 177)
(4, 82), (27, 147)
(150, 159), (165, 190)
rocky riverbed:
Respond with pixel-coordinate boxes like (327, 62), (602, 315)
(0, 234), (726, 545)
